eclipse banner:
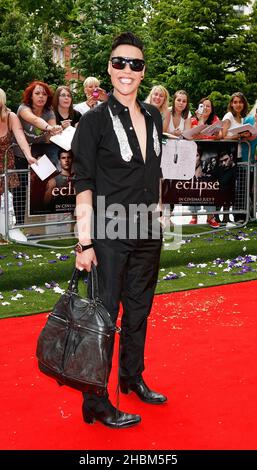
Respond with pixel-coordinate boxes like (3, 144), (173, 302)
(29, 170), (76, 216)
(162, 140), (238, 206)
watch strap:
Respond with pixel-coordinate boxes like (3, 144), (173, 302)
(81, 243), (93, 251)
(76, 242), (94, 252)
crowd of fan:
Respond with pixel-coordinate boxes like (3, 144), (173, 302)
(1, 78), (257, 235)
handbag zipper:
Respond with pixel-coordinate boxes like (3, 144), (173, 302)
(49, 313), (111, 337)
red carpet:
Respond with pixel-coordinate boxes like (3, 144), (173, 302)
(0, 281), (257, 450)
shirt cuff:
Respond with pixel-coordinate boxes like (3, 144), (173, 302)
(74, 180), (95, 195)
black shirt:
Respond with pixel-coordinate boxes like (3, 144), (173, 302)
(55, 109), (82, 127)
(72, 93), (163, 211)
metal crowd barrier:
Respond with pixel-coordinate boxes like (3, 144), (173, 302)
(0, 167), (76, 248)
(163, 139), (256, 238)
(0, 140), (256, 247)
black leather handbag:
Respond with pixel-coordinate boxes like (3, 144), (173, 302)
(36, 265), (116, 392)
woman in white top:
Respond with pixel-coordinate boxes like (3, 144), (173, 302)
(221, 92), (249, 139)
(145, 85), (170, 132)
(74, 77), (108, 115)
(221, 92), (253, 224)
(167, 90), (191, 137)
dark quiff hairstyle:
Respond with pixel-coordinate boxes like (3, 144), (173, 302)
(227, 92), (248, 118)
(219, 151), (233, 160)
(58, 148), (73, 160)
(111, 31), (144, 56)
(22, 81), (53, 109)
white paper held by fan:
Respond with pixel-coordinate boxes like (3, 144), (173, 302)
(49, 125), (76, 151)
(31, 154), (57, 181)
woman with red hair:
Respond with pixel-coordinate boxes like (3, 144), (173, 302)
(14, 81), (62, 160)
(13, 81), (62, 225)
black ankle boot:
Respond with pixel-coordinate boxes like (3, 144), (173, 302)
(120, 376), (167, 404)
(82, 393), (141, 429)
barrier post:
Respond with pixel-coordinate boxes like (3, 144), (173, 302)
(253, 159), (257, 221)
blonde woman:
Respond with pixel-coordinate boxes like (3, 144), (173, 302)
(74, 76), (108, 115)
(145, 85), (170, 132)
(0, 88), (36, 197)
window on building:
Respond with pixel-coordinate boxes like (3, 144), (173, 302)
(53, 46), (58, 64)
(59, 48), (65, 67)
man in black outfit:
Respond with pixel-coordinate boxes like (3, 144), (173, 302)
(72, 31), (167, 429)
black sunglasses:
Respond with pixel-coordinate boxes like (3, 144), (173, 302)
(110, 56), (145, 72)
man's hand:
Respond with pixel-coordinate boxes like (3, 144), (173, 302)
(76, 248), (98, 272)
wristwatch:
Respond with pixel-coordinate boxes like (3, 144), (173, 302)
(75, 242), (94, 253)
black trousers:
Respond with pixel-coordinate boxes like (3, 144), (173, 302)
(93, 235), (162, 381)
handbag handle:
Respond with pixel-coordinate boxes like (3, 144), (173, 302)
(68, 264), (99, 300)
(87, 264), (99, 300)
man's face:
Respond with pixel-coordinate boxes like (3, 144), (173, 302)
(220, 154), (232, 169)
(108, 44), (145, 98)
(60, 153), (73, 172)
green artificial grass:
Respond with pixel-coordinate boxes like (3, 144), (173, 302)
(1, 222), (257, 318)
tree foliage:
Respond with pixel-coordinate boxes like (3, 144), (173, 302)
(1, 0), (257, 114)
(37, 28), (66, 89)
(0, 3), (65, 109)
(149, 0), (257, 113)
(15, 0), (76, 33)
(0, 10), (45, 108)
(244, 1), (257, 101)
(69, 0), (152, 98)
